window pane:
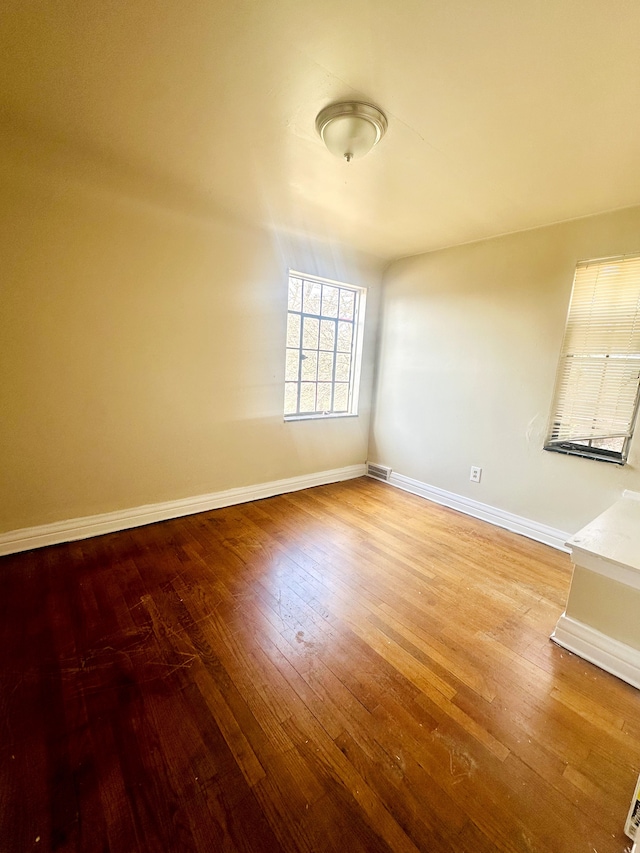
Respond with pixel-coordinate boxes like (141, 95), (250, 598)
(335, 353), (351, 382)
(303, 281), (321, 314)
(317, 383), (332, 412)
(590, 436), (625, 453)
(321, 285), (339, 318)
(339, 290), (355, 320)
(337, 321), (353, 353)
(334, 383), (349, 411)
(301, 350), (318, 381)
(287, 313), (300, 347)
(285, 349), (299, 382)
(284, 273), (365, 420)
(300, 382), (316, 412)
(319, 319), (335, 351)
(288, 278), (303, 311)
(284, 383), (298, 415)
(302, 317), (319, 349)
(318, 351), (334, 381)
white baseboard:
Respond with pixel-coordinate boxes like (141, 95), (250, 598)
(551, 613), (640, 690)
(0, 464), (366, 557)
(379, 470), (570, 552)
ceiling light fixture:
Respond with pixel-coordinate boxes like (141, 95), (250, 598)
(315, 102), (387, 162)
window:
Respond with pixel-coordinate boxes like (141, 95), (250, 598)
(544, 254), (640, 464)
(284, 271), (366, 419)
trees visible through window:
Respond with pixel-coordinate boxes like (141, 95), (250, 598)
(284, 272), (366, 419)
(544, 254), (640, 464)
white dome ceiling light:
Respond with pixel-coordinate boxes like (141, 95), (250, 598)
(315, 102), (388, 162)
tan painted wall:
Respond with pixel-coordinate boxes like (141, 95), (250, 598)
(566, 566), (640, 653)
(0, 125), (383, 532)
(370, 207), (640, 535)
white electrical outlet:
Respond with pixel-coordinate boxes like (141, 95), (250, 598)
(470, 466), (482, 483)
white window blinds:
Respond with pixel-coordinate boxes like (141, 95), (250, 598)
(545, 254), (640, 464)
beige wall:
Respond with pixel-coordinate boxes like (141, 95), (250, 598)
(5, 117), (640, 541)
(566, 566), (640, 652)
(370, 207), (640, 535)
(0, 125), (383, 532)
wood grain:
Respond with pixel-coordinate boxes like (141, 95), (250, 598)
(1, 478), (638, 852)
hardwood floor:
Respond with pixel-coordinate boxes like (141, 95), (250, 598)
(1, 478), (638, 852)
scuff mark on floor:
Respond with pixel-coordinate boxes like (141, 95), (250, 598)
(431, 729), (477, 783)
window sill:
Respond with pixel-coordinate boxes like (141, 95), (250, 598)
(284, 413), (359, 422)
(544, 443), (626, 465)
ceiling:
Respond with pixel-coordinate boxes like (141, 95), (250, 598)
(2, 0), (640, 261)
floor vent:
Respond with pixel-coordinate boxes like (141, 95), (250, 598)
(366, 463), (391, 482)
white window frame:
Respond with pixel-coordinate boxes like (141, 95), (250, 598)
(544, 253), (640, 465)
(284, 271), (366, 420)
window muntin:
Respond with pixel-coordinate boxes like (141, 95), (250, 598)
(544, 254), (640, 464)
(284, 272), (366, 419)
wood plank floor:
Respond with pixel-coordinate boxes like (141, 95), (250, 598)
(1, 478), (638, 852)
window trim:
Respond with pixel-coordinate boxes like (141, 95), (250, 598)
(284, 270), (366, 421)
(544, 252), (640, 465)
